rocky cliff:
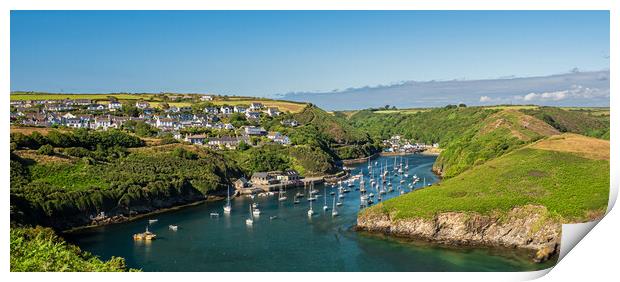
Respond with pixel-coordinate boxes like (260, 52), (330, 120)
(357, 204), (560, 262)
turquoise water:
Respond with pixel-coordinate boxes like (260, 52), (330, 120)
(67, 154), (554, 271)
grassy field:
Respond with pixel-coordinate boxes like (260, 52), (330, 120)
(10, 92), (308, 113)
(373, 108), (432, 114)
(210, 99), (307, 113)
(365, 133), (609, 223)
(10, 126), (69, 135)
(10, 93), (151, 101)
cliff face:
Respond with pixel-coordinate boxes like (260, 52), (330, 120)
(357, 205), (560, 262)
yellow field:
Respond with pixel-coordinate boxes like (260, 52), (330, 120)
(481, 105), (540, 110)
(10, 93), (307, 113)
(561, 107), (610, 116)
(10, 93), (153, 101)
(210, 99), (307, 113)
(373, 108), (431, 114)
(531, 133), (610, 160)
(10, 126), (69, 135)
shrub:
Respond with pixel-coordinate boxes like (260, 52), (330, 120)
(37, 144), (54, 156)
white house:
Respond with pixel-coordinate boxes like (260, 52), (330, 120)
(108, 101), (122, 111)
(249, 102), (264, 111)
(244, 126), (266, 136)
(184, 134), (206, 145)
(135, 101), (150, 109)
(233, 106), (247, 113)
(245, 111), (260, 120)
(266, 107), (280, 117)
(200, 95), (213, 101)
(220, 106), (233, 115)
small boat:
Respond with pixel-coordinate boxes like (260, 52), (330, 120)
(332, 197), (339, 217)
(369, 193), (374, 198)
(347, 181), (354, 187)
(223, 185), (232, 213)
(336, 201), (343, 206)
(169, 225), (178, 231)
(338, 194), (344, 199)
(308, 199), (315, 216)
(246, 205), (254, 226)
(210, 212), (220, 218)
(252, 202), (259, 209)
(330, 190), (335, 195)
(360, 194), (368, 203)
(270, 216), (278, 220)
(294, 195), (300, 204)
(322, 189), (329, 211)
(133, 226), (157, 241)
(252, 207), (261, 216)
(296, 192), (304, 198)
(278, 188), (288, 201)
(148, 219), (158, 224)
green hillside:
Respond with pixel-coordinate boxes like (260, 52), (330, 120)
(521, 107), (610, 139)
(363, 134), (609, 223)
(11, 226), (133, 271)
(292, 105), (379, 159)
(434, 109), (559, 178)
(347, 106), (496, 145)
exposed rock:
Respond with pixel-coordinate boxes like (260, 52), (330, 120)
(357, 205), (561, 262)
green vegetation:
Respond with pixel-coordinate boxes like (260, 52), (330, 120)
(347, 106), (496, 144)
(10, 143), (243, 229)
(434, 109), (559, 178)
(11, 226), (133, 271)
(521, 107), (610, 139)
(363, 134), (609, 223)
(11, 128), (145, 150)
(292, 105), (380, 160)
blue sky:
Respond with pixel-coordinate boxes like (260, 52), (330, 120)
(11, 10), (609, 97)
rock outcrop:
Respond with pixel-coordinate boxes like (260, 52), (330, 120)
(357, 205), (561, 262)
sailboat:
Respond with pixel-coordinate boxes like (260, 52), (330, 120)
(307, 182), (317, 201)
(332, 196), (339, 216)
(278, 183), (287, 201)
(323, 188), (329, 211)
(252, 202), (261, 216)
(294, 194), (300, 204)
(307, 197), (315, 216)
(223, 185), (232, 213)
(245, 205), (254, 226)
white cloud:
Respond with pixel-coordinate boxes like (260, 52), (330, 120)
(522, 91), (567, 101)
(515, 85), (609, 102)
(479, 96), (493, 102)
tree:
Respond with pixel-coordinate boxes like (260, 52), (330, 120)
(237, 140), (250, 151)
(37, 144), (54, 156)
